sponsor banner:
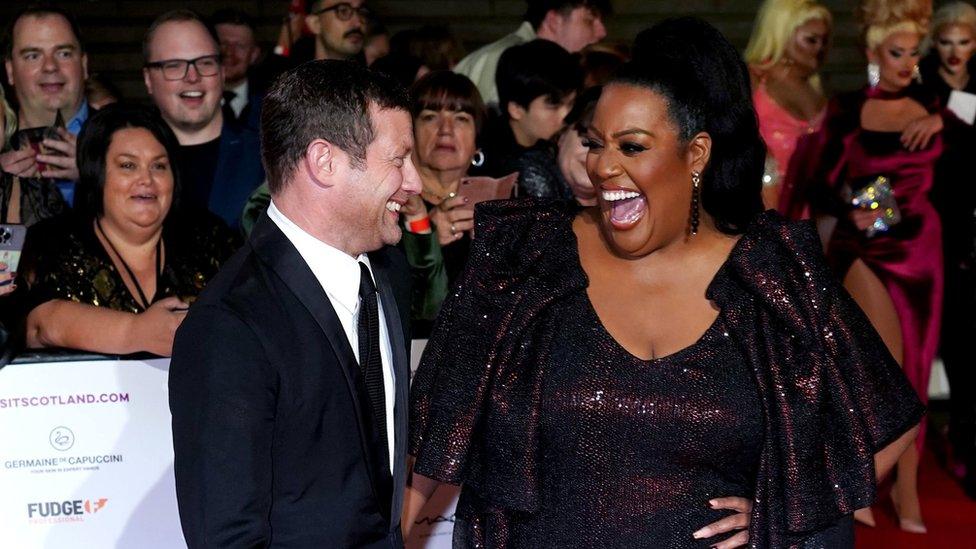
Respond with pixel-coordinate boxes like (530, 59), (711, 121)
(0, 359), (184, 548)
(406, 339), (458, 549)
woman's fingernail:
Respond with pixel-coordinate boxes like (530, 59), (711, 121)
(709, 499), (718, 508)
(692, 529), (705, 539)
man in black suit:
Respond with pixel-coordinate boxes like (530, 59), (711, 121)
(170, 60), (421, 548)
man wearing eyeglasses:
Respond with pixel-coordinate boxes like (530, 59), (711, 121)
(142, 9), (264, 229)
(306, 0), (370, 61)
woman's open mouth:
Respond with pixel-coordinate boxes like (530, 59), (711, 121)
(602, 189), (647, 230)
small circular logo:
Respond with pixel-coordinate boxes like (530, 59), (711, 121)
(49, 426), (75, 451)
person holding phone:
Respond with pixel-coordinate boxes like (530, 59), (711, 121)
(10, 104), (237, 357)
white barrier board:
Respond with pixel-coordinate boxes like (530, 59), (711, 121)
(0, 359), (183, 549)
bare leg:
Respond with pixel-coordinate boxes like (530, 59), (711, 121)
(842, 259), (914, 529)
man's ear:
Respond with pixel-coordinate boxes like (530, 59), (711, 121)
(142, 67), (154, 96)
(304, 139), (340, 188)
(507, 100), (526, 122)
(686, 131), (712, 175)
(305, 13), (322, 37)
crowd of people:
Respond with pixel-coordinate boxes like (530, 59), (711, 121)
(0, 0), (973, 546)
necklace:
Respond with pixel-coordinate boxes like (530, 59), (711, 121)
(95, 219), (163, 312)
(421, 184), (458, 205)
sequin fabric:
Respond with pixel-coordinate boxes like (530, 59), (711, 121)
(16, 211), (239, 314)
(410, 199), (924, 548)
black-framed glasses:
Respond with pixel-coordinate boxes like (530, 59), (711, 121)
(311, 2), (371, 21)
(145, 55), (221, 81)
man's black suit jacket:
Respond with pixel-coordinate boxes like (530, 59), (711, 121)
(170, 214), (411, 548)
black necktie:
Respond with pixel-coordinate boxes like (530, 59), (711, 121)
(357, 262), (389, 470)
(222, 90), (237, 123)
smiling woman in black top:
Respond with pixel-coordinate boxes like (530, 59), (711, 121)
(12, 104), (237, 357)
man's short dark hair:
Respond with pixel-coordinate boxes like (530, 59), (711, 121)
(4, 4), (84, 60)
(210, 8), (257, 35)
(261, 60), (411, 194)
(524, 0), (612, 29)
(143, 9), (219, 62)
(496, 39), (582, 114)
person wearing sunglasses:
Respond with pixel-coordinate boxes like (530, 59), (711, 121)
(306, 0), (371, 61)
(142, 9), (264, 230)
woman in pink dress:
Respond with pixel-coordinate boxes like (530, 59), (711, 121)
(788, 0), (942, 533)
(745, 0), (832, 210)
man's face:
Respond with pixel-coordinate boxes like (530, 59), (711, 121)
(5, 14), (88, 124)
(216, 22), (259, 86)
(341, 106), (421, 253)
(143, 20), (223, 135)
(307, 0), (367, 60)
(552, 7), (607, 53)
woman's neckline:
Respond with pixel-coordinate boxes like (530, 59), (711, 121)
(568, 210), (744, 364)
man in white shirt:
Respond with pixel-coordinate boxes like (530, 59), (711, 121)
(212, 8), (262, 129)
(170, 60), (420, 548)
(455, 0), (609, 107)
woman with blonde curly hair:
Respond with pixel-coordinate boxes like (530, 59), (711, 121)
(745, 0), (832, 210)
(786, 0), (939, 533)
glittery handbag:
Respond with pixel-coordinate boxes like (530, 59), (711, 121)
(849, 175), (901, 237)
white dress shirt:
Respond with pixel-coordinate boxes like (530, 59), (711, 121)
(226, 80), (249, 118)
(267, 201), (396, 473)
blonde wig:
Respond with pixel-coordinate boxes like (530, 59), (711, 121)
(859, 0), (932, 50)
(745, 0), (833, 70)
(922, 1), (976, 53)
(0, 86), (16, 149)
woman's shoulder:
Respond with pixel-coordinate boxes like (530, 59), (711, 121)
(474, 198), (578, 241)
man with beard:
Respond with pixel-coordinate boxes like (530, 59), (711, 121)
(170, 60), (419, 548)
(142, 10), (264, 229)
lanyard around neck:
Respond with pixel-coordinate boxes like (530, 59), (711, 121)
(95, 219), (163, 312)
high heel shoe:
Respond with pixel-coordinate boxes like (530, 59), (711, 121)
(891, 484), (927, 534)
(853, 507), (876, 527)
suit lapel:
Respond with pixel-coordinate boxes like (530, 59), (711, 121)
(368, 249), (410, 527)
(248, 215), (385, 505)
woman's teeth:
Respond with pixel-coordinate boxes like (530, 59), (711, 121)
(385, 201), (402, 212)
(602, 190), (642, 201)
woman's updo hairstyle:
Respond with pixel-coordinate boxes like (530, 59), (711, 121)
(613, 17), (765, 234)
(858, 0), (931, 50)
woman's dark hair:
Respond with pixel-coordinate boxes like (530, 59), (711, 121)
(410, 71), (487, 133)
(75, 103), (182, 219)
(613, 17), (765, 234)
(564, 85), (602, 134)
(496, 39), (582, 115)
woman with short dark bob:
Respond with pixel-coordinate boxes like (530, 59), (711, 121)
(404, 18), (922, 548)
(14, 104), (237, 356)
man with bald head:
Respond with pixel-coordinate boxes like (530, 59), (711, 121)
(142, 9), (263, 228)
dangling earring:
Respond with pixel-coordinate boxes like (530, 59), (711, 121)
(912, 64), (922, 83)
(690, 171), (701, 236)
(867, 62), (880, 88)
(471, 149), (485, 168)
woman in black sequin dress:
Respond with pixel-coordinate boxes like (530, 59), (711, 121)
(9, 104), (237, 356)
(405, 19), (923, 548)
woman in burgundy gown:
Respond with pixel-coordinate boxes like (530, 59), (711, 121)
(785, 0), (940, 532)
(404, 18), (922, 548)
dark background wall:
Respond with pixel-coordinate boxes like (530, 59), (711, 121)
(0, 0), (869, 102)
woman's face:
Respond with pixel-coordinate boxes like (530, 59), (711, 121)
(413, 107), (477, 174)
(584, 84), (708, 258)
(786, 18), (830, 73)
(101, 127), (174, 231)
(558, 126), (596, 206)
(871, 31), (921, 91)
(935, 24), (976, 75)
